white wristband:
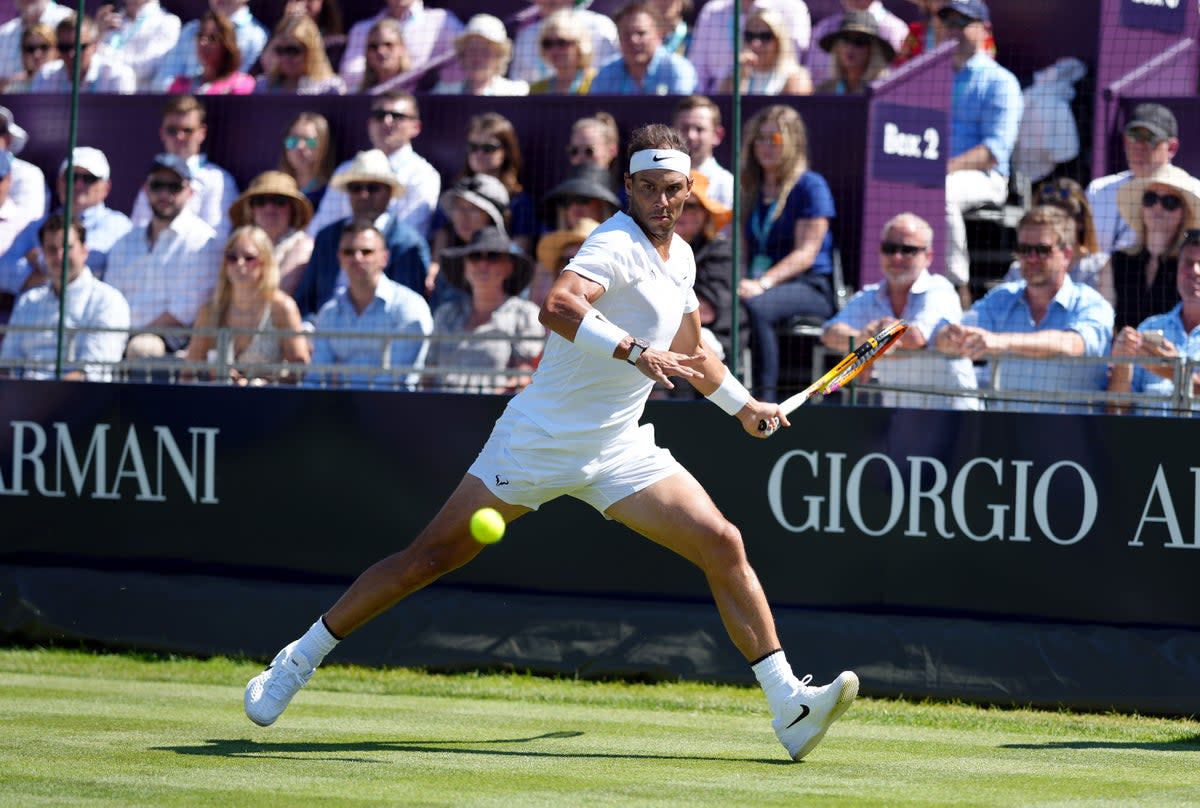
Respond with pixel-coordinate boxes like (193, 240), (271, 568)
(573, 307), (626, 359)
(707, 368), (751, 416)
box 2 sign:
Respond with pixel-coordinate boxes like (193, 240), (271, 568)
(1120, 0), (1185, 34)
(872, 103), (946, 188)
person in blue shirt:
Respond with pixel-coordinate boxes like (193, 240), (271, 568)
(934, 206), (1114, 413)
(940, 0), (1021, 297)
(588, 1), (697, 95)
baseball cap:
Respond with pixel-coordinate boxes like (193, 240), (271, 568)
(0, 150), (12, 179)
(59, 147), (111, 180)
(148, 153), (191, 182)
(942, 0), (990, 23)
(1125, 103), (1178, 142)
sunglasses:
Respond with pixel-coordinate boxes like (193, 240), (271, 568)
(339, 246), (378, 257)
(467, 142), (502, 155)
(164, 125), (198, 137)
(225, 252), (262, 265)
(368, 109), (416, 123)
(70, 173), (101, 185)
(1037, 185), (1073, 202)
(880, 241), (925, 256)
(273, 44), (305, 57)
(1125, 127), (1164, 145)
(285, 135), (318, 149)
(742, 30), (774, 44)
(251, 194), (292, 208)
(347, 182), (389, 194)
(567, 145), (597, 159)
(839, 34), (875, 48)
(936, 8), (973, 28)
(466, 251), (507, 263)
(22, 42), (51, 54)
(367, 40), (399, 50)
(57, 40), (94, 51)
(1143, 190), (1184, 211)
(1014, 243), (1058, 258)
(755, 131), (784, 146)
(541, 37), (576, 49)
(147, 180), (185, 194)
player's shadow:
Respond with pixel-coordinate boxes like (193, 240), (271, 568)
(152, 731), (791, 765)
(1001, 735), (1200, 752)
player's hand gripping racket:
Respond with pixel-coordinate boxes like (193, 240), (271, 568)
(758, 321), (909, 435)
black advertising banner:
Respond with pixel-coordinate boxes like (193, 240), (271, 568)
(0, 380), (1196, 629)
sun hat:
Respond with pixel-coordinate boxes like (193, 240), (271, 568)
(330, 149), (404, 197)
(441, 226), (534, 295)
(455, 14), (511, 54)
(59, 147), (111, 180)
(229, 171), (314, 229)
(1116, 163), (1200, 233)
(818, 10), (896, 62)
(439, 174), (510, 232)
(686, 171), (733, 232)
(536, 216), (599, 270)
(543, 163), (621, 210)
(0, 106), (29, 155)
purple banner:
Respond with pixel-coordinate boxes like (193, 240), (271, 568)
(870, 102), (947, 189)
(1120, 0), (1187, 33)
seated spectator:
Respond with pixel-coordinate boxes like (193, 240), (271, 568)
(166, 10), (255, 95)
(565, 111), (622, 192)
(0, 213), (130, 381)
(0, 150), (41, 312)
(357, 17), (408, 93)
(589, 1), (697, 96)
(718, 7), (810, 96)
(131, 95), (239, 240)
(1, 22), (57, 93)
(1099, 164), (1200, 331)
(934, 206), (1114, 413)
(305, 220), (432, 391)
(674, 95), (733, 210)
(823, 212), (979, 410)
(0, 106), (48, 222)
(278, 112), (336, 213)
(814, 10), (893, 95)
(255, 15), (344, 95)
(95, 0), (180, 91)
(32, 14), (135, 93)
(228, 171), (314, 295)
(738, 104), (837, 402)
(152, 0), (267, 90)
(1002, 178), (1108, 290)
(806, 0), (907, 88)
(432, 14), (528, 96)
(294, 149), (430, 319)
(1108, 229), (1200, 413)
(689, 0), (810, 93)
(105, 154), (221, 358)
(184, 225), (310, 385)
(0, 0), (73, 81)
(648, 0), (691, 56)
(509, 0), (617, 86)
(424, 226), (543, 393)
(674, 171), (739, 364)
(529, 9), (596, 95)
(427, 174), (509, 304)
(338, 0), (463, 91)
(542, 163), (621, 233)
(530, 215), (597, 306)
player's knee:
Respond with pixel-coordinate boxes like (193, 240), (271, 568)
(699, 520), (748, 573)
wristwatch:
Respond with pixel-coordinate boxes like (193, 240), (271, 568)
(626, 337), (650, 365)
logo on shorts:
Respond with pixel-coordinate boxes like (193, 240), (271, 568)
(495, 474), (509, 486)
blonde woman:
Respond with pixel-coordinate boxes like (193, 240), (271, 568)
(2, 23), (58, 93)
(358, 17), (408, 92)
(432, 14), (528, 96)
(228, 171), (315, 295)
(738, 105), (837, 402)
(529, 9), (595, 95)
(718, 8), (810, 95)
(255, 15), (345, 94)
(185, 225), (310, 385)
(815, 11), (894, 95)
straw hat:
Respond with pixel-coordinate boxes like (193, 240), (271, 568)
(330, 149), (404, 198)
(229, 171), (314, 229)
(818, 10), (897, 62)
(1116, 163), (1200, 233)
(441, 226), (534, 295)
(686, 171), (732, 232)
(536, 217), (599, 270)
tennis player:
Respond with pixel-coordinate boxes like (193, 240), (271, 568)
(245, 124), (859, 761)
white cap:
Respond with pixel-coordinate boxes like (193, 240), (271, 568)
(59, 146), (111, 180)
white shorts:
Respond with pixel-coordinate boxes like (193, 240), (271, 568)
(468, 406), (683, 516)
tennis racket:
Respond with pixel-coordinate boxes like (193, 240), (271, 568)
(758, 320), (909, 435)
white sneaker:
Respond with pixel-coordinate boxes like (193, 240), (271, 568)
(244, 641), (315, 727)
(772, 670), (859, 761)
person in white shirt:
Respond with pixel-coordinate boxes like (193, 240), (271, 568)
(95, 0), (180, 91)
(244, 123), (859, 766)
(0, 106), (47, 222)
(306, 91), (440, 240)
(688, 0), (810, 93)
(431, 13), (529, 96)
(0, 150), (38, 302)
(0, 0), (73, 79)
(508, 0), (617, 85)
(673, 95), (732, 210)
(338, 0), (463, 90)
(30, 14), (137, 93)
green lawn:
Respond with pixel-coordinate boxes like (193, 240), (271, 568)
(1, 648), (1198, 807)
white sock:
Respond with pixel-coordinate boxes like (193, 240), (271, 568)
(293, 617), (340, 668)
(752, 650), (802, 720)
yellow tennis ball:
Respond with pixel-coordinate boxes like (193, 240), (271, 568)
(470, 507), (506, 544)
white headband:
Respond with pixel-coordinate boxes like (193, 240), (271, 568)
(629, 149), (691, 175)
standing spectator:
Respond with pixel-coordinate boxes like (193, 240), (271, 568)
(31, 14), (136, 93)
(151, 0), (267, 90)
(338, 0), (463, 90)
(431, 14), (528, 96)
(0, 213), (130, 381)
(717, 7), (810, 96)
(674, 95), (733, 210)
(823, 212), (979, 410)
(528, 9), (596, 95)
(357, 17), (408, 92)
(738, 104), (837, 402)
(806, 0), (907, 88)
(228, 171), (314, 295)
(307, 91), (440, 240)
(0, 0), (72, 80)
(934, 206), (1114, 413)
(940, 0), (1021, 300)
(131, 95), (239, 240)
(165, 10), (255, 95)
(305, 220), (432, 391)
(508, 0), (617, 86)
(674, 171), (739, 364)
(278, 112), (336, 213)
(689, 0), (810, 94)
(183, 224), (310, 385)
(294, 149), (429, 319)
(425, 226), (543, 394)
(0, 107), (47, 221)
(1002, 178), (1108, 291)
(589, 1), (697, 96)
(813, 10), (893, 95)
(1, 22), (56, 93)
(255, 15), (345, 95)
(530, 215), (597, 306)
(105, 154), (221, 358)
(1088, 104), (1180, 255)
(95, 0), (180, 91)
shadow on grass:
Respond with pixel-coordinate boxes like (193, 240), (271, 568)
(152, 731), (791, 765)
(1001, 735), (1200, 752)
